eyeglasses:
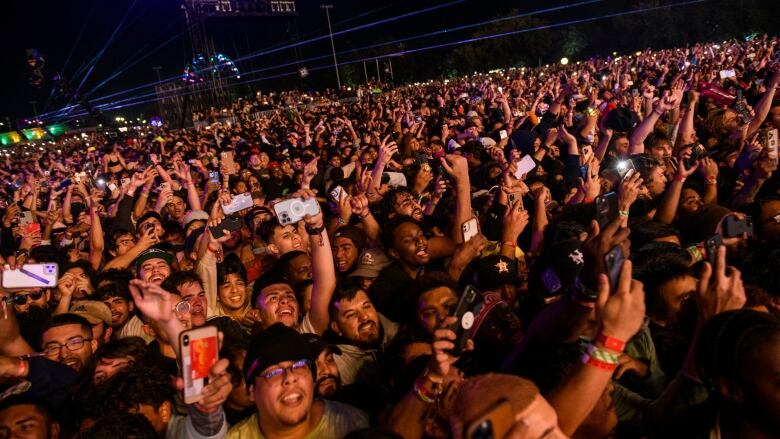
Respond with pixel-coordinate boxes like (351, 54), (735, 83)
(173, 300), (191, 315)
(6, 291), (44, 306)
(43, 336), (92, 357)
(257, 359), (311, 384)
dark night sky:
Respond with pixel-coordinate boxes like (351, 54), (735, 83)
(0, 0), (760, 124)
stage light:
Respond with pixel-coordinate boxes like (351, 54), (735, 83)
(560, 57), (569, 65)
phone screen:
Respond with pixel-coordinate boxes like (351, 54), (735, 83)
(181, 327), (219, 404)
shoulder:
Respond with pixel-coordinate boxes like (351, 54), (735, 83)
(322, 400), (370, 430)
(227, 413), (260, 438)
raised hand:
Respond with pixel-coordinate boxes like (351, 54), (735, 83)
(440, 154), (469, 185)
(596, 259), (646, 343)
(128, 280), (178, 324)
(617, 171), (643, 212)
(697, 246), (746, 324)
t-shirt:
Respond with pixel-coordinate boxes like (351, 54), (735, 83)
(226, 400), (369, 438)
(116, 315), (154, 343)
(368, 263), (417, 324)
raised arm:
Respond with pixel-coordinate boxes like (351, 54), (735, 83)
(628, 91), (680, 156)
(440, 154), (472, 244)
(303, 191), (336, 334)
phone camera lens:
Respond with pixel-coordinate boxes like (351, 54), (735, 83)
(183, 335), (189, 345)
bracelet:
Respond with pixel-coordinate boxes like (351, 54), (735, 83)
(597, 333), (627, 352)
(305, 224), (325, 236)
(581, 353), (619, 372)
(673, 175), (686, 183)
(17, 358), (27, 377)
(618, 210), (629, 218)
(586, 343), (620, 363)
(583, 196), (595, 204)
(501, 241), (517, 248)
(704, 177), (717, 185)
(413, 376), (440, 404)
(337, 217), (349, 226)
(423, 368), (444, 384)
(359, 212), (370, 219)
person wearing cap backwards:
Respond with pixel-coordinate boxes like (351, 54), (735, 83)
(332, 225), (366, 275)
(228, 323), (368, 438)
(135, 247), (174, 285)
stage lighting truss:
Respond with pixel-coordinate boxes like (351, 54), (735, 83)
(182, 52), (241, 83)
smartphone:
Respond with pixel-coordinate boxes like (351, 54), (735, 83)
(580, 165), (590, 180)
(461, 218), (480, 243)
(719, 69), (736, 79)
(329, 185), (345, 203)
(595, 192), (619, 227)
(723, 216), (754, 238)
(384, 172), (408, 187)
(222, 193), (253, 215)
(25, 222), (41, 235)
(513, 155), (537, 180)
(1, 263), (59, 289)
(604, 245), (625, 293)
(465, 399), (515, 439)
(615, 159), (636, 179)
(208, 171), (220, 183)
(705, 234), (723, 267)
(447, 285), (482, 357)
(274, 197), (321, 226)
(210, 215), (243, 239)
(220, 151), (236, 174)
(120, 178), (130, 188)
(58, 179), (72, 190)
(765, 128), (778, 165)
(499, 130), (508, 140)
(180, 326), (219, 404)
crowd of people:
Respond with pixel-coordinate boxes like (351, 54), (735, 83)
(0, 34), (779, 439)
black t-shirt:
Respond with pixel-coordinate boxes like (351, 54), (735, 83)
(262, 176), (294, 200)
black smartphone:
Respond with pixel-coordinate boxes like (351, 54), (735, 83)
(447, 285), (482, 357)
(210, 216), (242, 239)
(604, 245), (625, 293)
(595, 192), (618, 228)
(723, 216), (754, 238)
(705, 234), (723, 267)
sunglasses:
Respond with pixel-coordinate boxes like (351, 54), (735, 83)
(5, 291), (44, 306)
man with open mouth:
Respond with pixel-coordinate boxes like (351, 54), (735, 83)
(229, 323), (368, 438)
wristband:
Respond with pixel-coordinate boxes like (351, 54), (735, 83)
(583, 196), (595, 204)
(686, 244), (704, 263)
(305, 224), (325, 236)
(674, 175), (686, 183)
(597, 333), (627, 352)
(581, 353), (618, 372)
(586, 343), (620, 363)
(413, 376), (439, 404)
(704, 177), (717, 185)
(501, 241), (517, 248)
(618, 210), (629, 218)
(337, 217), (349, 226)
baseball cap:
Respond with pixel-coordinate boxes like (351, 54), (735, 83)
(466, 110), (479, 119)
(69, 300), (112, 326)
(244, 323), (314, 383)
(182, 210), (209, 228)
(349, 248), (392, 279)
(134, 248), (174, 271)
(474, 255), (522, 291)
(531, 239), (585, 297)
(302, 333), (342, 357)
(333, 226), (367, 249)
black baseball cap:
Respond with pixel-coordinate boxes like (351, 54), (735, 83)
(243, 323), (314, 383)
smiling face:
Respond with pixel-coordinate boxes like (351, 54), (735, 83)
(389, 222), (430, 269)
(256, 283), (299, 328)
(392, 193), (424, 221)
(138, 258), (171, 285)
(218, 273), (248, 312)
(166, 196), (187, 221)
(333, 237), (359, 273)
(176, 281), (208, 327)
(330, 290), (381, 348)
(41, 323), (97, 373)
(102, 296), (133, 328)
(250, 360), (314, 430)
(269, 224), (304, 257)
